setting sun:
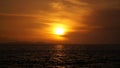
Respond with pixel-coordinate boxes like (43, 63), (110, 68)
(54, 27), (65, 35)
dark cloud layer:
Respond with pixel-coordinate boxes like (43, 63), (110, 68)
(86, 8), (120, 27)
(68, 8), (120, 44)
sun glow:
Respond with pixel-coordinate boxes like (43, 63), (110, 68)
(54, 27), (65, 35)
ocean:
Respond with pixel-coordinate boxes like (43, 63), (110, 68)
(0, 43), (120, 68)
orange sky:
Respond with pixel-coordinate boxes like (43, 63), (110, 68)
(0, 0), (120, 44)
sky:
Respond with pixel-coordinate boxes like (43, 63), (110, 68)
(0, 0), (120, 44)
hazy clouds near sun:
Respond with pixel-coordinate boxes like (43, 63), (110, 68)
(0, 0), (120, 43)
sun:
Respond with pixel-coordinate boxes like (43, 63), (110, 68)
(54, 27), (65, 35)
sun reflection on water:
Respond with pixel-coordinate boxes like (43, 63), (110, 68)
(48, 45), (66, 68)
(55, 45), (63, 50)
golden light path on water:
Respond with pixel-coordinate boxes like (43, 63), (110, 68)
(49, 44), (65, 68)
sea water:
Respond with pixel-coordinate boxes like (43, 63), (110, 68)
(0, 44), (120, 68)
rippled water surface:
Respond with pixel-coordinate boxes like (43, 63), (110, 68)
(0, 44), (120, 68)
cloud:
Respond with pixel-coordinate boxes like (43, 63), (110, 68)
(0, 0), (53, 14)
(84, 8), (120, 28)
(64, 0), (88, 6)
(0, 0), (120, 43)
(69, 8), (120, 44)
(50, 2), (64, 11)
